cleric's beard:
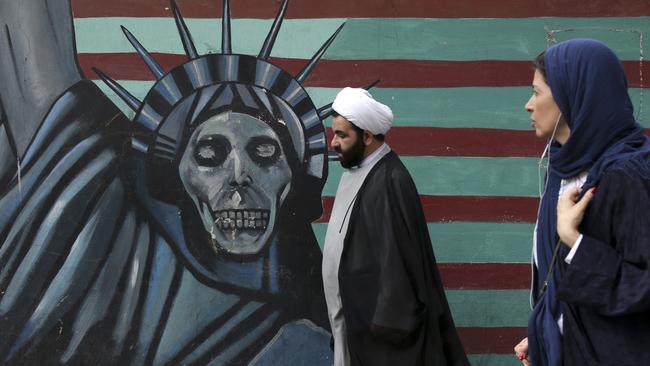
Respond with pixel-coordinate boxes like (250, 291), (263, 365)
(337, 134), (366, 169)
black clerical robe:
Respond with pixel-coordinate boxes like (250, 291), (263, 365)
(557, 164), (650, 365)
(338, 151), (468, 366)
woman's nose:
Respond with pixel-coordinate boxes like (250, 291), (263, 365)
(525, 96), (534, 113)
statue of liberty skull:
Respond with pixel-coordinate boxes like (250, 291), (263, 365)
(180, 110), (289, 255)
(0, 0), (382, 363)
(94, 0), (349, 280)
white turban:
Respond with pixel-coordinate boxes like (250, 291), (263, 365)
(331, 87), (393, 135)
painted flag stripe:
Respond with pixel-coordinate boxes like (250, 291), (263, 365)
(446, 289), (529, 327)
(468, 354), (523, 366)
(438, 263), (531, 289)
(80, 54), (650, 88)
(318, 196), (538, 223)
(312, 222), (534, 264)
(333, 127), (650, 157)
(71, 0), (650, 19)
(94, 82), (649, 130)
(325, 156), (540, 197)
(458, 327), (527, 354)
(311, 222), (534, 264)
(328, 127), (549, 157)
(73, 17), (650, 61)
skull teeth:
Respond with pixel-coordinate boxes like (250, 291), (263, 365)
(214, 209), (270, 230)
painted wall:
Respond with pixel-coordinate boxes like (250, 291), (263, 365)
(0, 1), (330, 364)
(1, 0), (648, 365)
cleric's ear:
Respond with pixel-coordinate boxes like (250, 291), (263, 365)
(363, 130), (374, 146)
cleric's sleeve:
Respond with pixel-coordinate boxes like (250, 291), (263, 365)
(366, 166), (429, 344)
(557, 170), (650, 316)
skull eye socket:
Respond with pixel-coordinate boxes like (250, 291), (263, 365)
(247, 136), (281, 167)
(194, 136), (231, 167)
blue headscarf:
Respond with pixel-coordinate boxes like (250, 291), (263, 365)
(528, 39), (650, 366)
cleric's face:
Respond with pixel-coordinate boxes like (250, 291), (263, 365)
(330, 115), (365, 169)
(178, 111), (292, 255)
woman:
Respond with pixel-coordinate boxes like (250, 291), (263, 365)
(514, 39), (650, 365)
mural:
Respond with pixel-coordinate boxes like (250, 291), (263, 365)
(0, 0), (339, 364)
(1, 0), (648, 365)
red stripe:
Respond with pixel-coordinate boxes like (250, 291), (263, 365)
(334, 127), (650, 156)
(458, 327), (527, 354)
(328, 128), (548, 157)
(71, 0), (650, 18)
(385, 128), (650, 156)
(439, 263), (531, 289)
(336, 128), (650, 157)
(79, 54), (650, 88)
(319, 196), (539, 223)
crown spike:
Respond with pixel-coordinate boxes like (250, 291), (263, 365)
(295, 22), (345, 84)
(131, 137), (148, 153)
(170, 0), (199, 59)
(221, 0), (232, 54)
(121, 26), (165, 80)
(317, 104), (334, 120)
(92, 68), (141, 112)
(365, 79), (380, 90)
(327, 151), (340, 162)
(258, 0), (289, 59)
(317, 79), (380, 119)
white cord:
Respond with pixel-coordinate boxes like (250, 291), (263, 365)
(537, 112), (563, 199)
(531, 112), (563, 308)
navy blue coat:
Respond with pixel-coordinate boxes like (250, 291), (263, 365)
(557, 159), (650, 366)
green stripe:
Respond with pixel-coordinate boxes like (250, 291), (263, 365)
(74, 17), (346, 57)
(447, 290), (529, 327)
(330, 18), (650, 61)
(310, 87), (649, 129)
(75, 17), (650, 60)
(469, 355), (524, 366)
(311, 87), (534, 130)
(95, 82), (649, 129)
(312, 222), (534, 263)
(430, 223), (533, 263)
(325, 157), (539, 197)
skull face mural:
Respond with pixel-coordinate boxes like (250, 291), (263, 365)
(0, 0), (352, 363)
(179, 112), (292, 255)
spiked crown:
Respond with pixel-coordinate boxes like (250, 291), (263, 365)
(94, 0), (377, 222)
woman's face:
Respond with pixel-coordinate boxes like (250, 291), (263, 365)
(525, 69), (569, 143)
(178, 111), (292, 255)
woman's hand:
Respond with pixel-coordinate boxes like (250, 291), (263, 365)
(557, 187), (595, 247)
(514, 337), (531, 365)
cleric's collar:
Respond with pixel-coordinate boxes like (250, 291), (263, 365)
(359, 143), (390, 169)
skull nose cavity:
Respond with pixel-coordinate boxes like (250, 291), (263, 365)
(230, 154), (253, 186)
(231, 191), (242, 206)
(230, 173), (252, 187)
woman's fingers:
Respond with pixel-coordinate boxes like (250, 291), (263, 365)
(574, 187), (595, 212)
(514, 337), (529, 364)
